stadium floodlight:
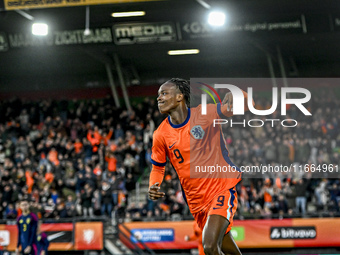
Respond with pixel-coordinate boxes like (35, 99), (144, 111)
(208, 11), (226, 26)
(84, 28), (91, 36)
(111, 11), (145, 18)
(168, 49), (200, 55)
(32, 23), (48, 36)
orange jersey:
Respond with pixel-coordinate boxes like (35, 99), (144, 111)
(150, 101), (247, 214)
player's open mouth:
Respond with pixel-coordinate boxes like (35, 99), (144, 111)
(158, 102), (165, 106)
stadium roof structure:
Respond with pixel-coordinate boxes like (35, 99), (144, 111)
(0, 0), (339, 91)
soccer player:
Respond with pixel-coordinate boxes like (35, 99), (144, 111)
(16, 198), (38, 255)
(36, 221), (49, 255)
(149, 78), (252, 255)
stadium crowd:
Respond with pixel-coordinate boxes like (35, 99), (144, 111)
(0, 87), (339, 222)
(0, 95), (160, 220)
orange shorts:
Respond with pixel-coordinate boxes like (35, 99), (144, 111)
(192, 187), (238, 234)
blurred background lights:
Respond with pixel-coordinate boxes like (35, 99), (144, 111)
(32, 23), (48, 36)
(111, 11), (145, 17)
(208, 11), (226, 26)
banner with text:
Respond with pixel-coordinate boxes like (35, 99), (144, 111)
(4, 0), (161, 10)
(113, 22), (177, 45)
(121, 218), (340, 250)
(181, 15), (306, 40)
(0, 222), (103, 251)
(3, 28), (112, 49)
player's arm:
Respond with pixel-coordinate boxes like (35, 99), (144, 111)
(106, 128), (114, 140)
(220, 89), (255, 117)
(45, 238), (50, 251)
(42, 233), (50, 253)
(27, 214), (38, 251)
(16, 220), (21, 253)
(148, 131), (166, 200)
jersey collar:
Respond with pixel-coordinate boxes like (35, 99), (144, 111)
(168, 108), (190, 128)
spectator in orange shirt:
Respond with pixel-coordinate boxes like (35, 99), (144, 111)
(110, 143), (117, 152)
(74, 138), (83, 154)
(101, 128), (113, 146)
(126, 131), (136, 147)
(45, 168), (54, 184)
(87, 126), (101, 153)
(105, 150), (117, 173)
(262, 179), (273, 209)
(93, 164), (103, 176)
(48, 148), (59, 166)
(25, 170), (34, 194)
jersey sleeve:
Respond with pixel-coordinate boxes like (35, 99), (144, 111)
(149, 130), (166, 187)
(150, 130), (166, 166)
(219, 89), (255, 117)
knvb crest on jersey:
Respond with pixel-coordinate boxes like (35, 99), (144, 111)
(190, 125), (205, 139)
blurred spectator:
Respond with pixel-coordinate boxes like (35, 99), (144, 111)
(275, 194), (289, 215)
(43, 198), (55, 219)
(5, 204), (17, 219)
(92, 190), (101, 216)
(294, 178), (310, 216)
(55, 201), (67, 219)
(315, 179), (328, 211)
(81, 183), (94, 217)
(329, 182), (340, 211)
(123, 153), (136, 175)
(101, 181), (113, 217)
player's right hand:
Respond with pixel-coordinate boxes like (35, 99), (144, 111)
(15, 248), (19, 255)
(24, 246), (31, 254)
(148, 182), (165, 200)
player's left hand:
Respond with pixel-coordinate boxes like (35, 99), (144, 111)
(41, 251), (46, 255)
(24, 246), (31, 254)
(148, 182), (165, 200)
(222, 92), (233, 112)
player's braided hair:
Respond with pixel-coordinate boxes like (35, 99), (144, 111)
(168, 78), (191, 108)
